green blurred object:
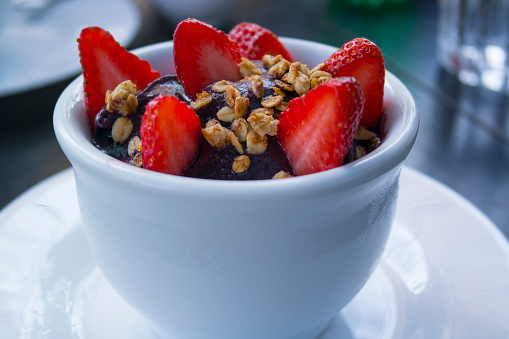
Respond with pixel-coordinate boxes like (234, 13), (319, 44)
(326, 0), (416, 64)
(346, 0), (409, 9)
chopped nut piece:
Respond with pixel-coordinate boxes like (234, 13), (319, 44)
(261, 95), (284, 108)
(298, 62), (311, 76)
(239, 57), (263, 77)
(191, 91), (213, 110)
(132, 153), (143, 167)
(281, 72), (290, 84)
(116, 80), (137, 94)
(370, 137), (381, 152)
(247, 110), (279, 136)
(309, 62), (325, 74)
(252, 107), (274, 115)
(294, 73), (311, 95)
(241, 74), (257, 82)
(111, 117), (133, 143)
(246, 130), (268, 154)
(272, 171), (293, 179)
(235, 96), (250, 117)
(272, 86), (286, 98)
(354, 126), (378, 140)
(251, 75), (265, 99)
(275, 79), (294, 91)
(356, 146), (367, 159)
(128, 136), (141, 156)
(280, 62), (312, 96)
(310, 70), (332, 80)
(206, 119), (219, 127)
(217, 106), (237, 122)
(229, 132), (244, 154)
(262, 54), (276, 68)
(310, 70), (332, 89)
(232, 155), (251, 174)
(212, 80), (233, 93)
(225, 85), (240, 107)
(262, 54), (286, 68)
(285, 63), (299, 84)
(231, 117), (249, 142)
(105, 80), (138, 116)
(202, 119), (231, 148)
(275, 102), (289, 112)
(268, 59), (291, 78)
(310, 77), (328, 89)
(287, 62), (310, 83)
(126, 95), (138, 114)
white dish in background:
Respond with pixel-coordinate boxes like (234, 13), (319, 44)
(149, 0), (236, 27)
(0, 166), (508, 339)
(0, 0), (140, 97)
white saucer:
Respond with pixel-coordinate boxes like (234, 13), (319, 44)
(1, 167), (508, 338)
(0, 0), (140, 97)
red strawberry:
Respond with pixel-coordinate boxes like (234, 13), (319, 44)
(173, 19), (243, 99)
(229, 22), (293, 61)
(321, 38), (384, 127)
(276, 77), (364, 176)
(78, 26), (160, 127)
(141, 96), (202, 175)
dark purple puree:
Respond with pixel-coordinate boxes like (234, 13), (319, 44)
(92, 75), (380, 180)
(184, 74), (298, 180)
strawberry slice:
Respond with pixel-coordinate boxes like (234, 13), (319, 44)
(321, 38), (384, 127)
(276, 77), (364, 176)
(78, 26), (160, 127)
(141, 96), (202, 175)
(173, 19), (243, 99)
(229, 22), (293, 61)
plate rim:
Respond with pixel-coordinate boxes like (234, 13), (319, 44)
(0, 165), (508, 338)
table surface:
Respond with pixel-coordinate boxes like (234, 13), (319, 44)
(1, 0), (508, 237)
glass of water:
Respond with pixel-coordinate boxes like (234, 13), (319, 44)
(438, 0), (509, 93)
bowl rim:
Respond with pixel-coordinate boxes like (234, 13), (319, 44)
(53, 38), (419, 200)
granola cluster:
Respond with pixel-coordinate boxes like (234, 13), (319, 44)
(103, 80), (144, 166)
(106, 80), (138, 116)
(105, 81), (138, 144)
(353, 126), (381, 159)
(192, 54), (333, 178)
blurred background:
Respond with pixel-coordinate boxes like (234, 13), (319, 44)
(0, 0), (508, 236)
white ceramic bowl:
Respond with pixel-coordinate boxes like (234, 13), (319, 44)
(54, 38), (418, 339)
